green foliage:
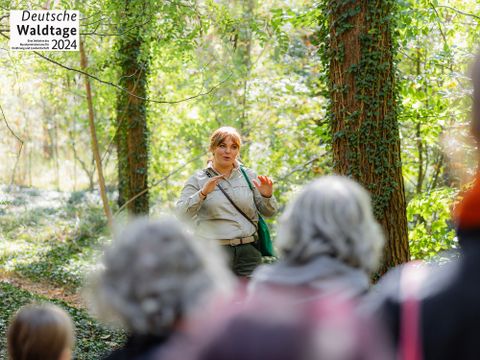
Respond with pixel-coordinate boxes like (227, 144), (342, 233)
(1, 0), (479, 265)
(0, 189), (110, 290)
(0, 282), (125, 360)
(395, 0), (478, 198)
(0, 188), (124, 358)
(407, 187), (458, 259)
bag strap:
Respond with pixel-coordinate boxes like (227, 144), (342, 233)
(399, 261), (427, 360)
(239, 166), (255, 191)
(239, 166), (263, 214)
(205, 169), (257, 228)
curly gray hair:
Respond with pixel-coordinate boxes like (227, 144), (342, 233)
(88, 217), (233, 335)
(277, 176), (384, 273)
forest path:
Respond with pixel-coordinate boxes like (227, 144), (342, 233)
(0, 186), (106, 311)
(0, 271), (86, 309)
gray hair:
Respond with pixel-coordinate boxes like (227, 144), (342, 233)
(277, 176), (384, 273)
(88, 217), (233, 335)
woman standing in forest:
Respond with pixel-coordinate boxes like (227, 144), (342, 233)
(176, 126), (278, 277)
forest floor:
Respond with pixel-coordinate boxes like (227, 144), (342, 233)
(0, 270), (85, 308)
(0, 186), (124, 359)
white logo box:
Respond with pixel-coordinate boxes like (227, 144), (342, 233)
(10, 10), (79, 51)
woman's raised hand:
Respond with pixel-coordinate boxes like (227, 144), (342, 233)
(253, 175), (273, 198)
(201, 174), (225, 197)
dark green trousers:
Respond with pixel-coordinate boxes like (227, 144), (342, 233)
(222, 243), (262, 277)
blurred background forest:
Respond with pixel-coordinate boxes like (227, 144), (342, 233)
(0, 0), (479, 357)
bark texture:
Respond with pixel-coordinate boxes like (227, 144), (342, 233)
(328, 0), (409, 273)
(115, 0), (150, 215)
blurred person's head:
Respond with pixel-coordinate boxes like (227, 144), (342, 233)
(88, 217), (233, 336)
(277, 175), (384, 273)
(195, 297), (392, 360)
(7, 303), (74, 360)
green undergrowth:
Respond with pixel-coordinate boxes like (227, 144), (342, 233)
(0, 281), (125, 360)
(0, 189), (112, 291)
(407, 187), (458, 260)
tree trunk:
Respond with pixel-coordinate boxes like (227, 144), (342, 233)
(237, 0), (254, 135)
(115, 0), (150, 216)
(327, 0), (409, 273)
(79, 39), (113, 229)
(53, 115), (60, 190)
(69, 128), (95, 191)
(28, 144), (32, 187)
(42, 116), (53, 159)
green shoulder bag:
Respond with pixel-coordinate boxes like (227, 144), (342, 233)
(239, 167), (275, 257)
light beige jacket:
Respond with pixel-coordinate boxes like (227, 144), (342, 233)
(176, 164), (278, 240)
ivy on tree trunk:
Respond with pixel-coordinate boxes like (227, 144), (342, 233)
(115, 0), (150, 216)
(326, 0), (410, 273)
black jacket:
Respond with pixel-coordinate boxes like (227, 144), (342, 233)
(370, 229), (480, 360)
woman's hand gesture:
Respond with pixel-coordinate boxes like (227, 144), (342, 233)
(201, 174), (225, 197)
(253, 175), (274, 198)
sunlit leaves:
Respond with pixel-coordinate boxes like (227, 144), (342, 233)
(407, 187), (458, 259)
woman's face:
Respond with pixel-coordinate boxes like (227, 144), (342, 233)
(212, 136), (239, 168)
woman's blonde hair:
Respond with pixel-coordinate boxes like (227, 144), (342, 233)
(8, 303), (75, 360)
(209, 127), (242, 153)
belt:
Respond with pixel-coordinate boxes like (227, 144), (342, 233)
(218, 235), (255, 246)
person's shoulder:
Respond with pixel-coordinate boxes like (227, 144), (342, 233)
(361, 261), (450, 315)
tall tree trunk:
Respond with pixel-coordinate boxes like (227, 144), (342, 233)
(42, 116), (53, 159)
(80, 39), (113, 229)
(115, 0), (150, 216)
(69, 129), (78, 191)
(327, 0), (409, 273)
(69, 130), (95, 191)
(416, 122), (424, 194)
(28, 145), (32, 187)
(53, 115), (60, 190)
(236, 0), (254, 135)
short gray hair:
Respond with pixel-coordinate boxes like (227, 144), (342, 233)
(88, 217), (232, 335)
(277, 176), (384, 273)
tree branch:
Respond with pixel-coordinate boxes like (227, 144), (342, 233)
(277, 156), (320, 182)
(436, 5), (480, 21)
(0, 31), (233, 104)
(80, 16), (154, 37)
(429, 2), (448, 48)
(114, 152), (207, 216)
(0, 102), (23, 144)
(0, 102), (24, 186)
